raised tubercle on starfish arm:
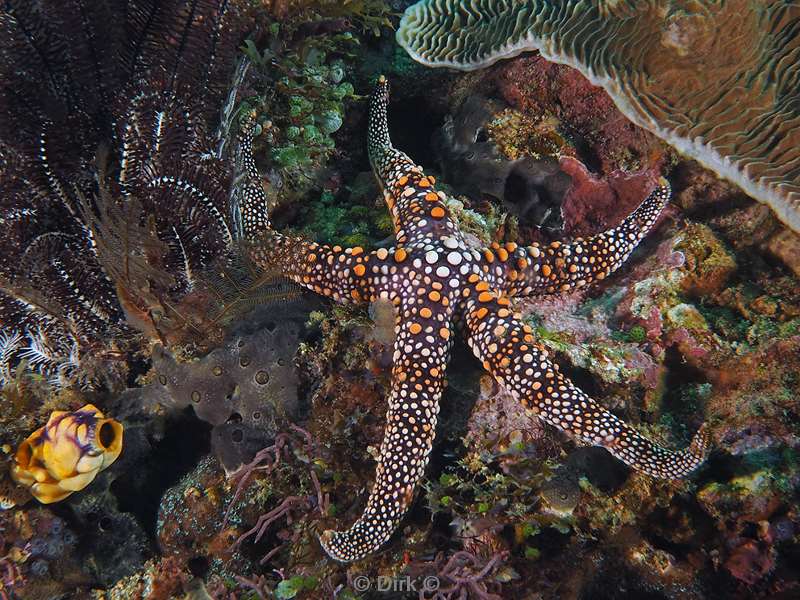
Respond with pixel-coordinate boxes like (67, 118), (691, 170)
(320, 299), (453, 561)
(463, 294), (709, 478)
(490, 180), (672, 297)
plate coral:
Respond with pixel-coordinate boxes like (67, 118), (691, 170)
(397, 0), (800, 233)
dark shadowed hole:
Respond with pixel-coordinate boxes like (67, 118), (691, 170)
(504, 169), (529, 206)
(570, 446), (629, 492)
(558, 361), (601, 398)
(643, 496), (717, 562)
(111, 407), (211, 538)
(98, 516), (113, 532)
(231, 428), (244, 443)
(98, 422), (116, 448)
(228, 412), (242, 423)
(661, 346), (709, 430)
(125, 355), (151, 388)
(389, 95), (446, 168)
(188, 556), (209, 578)
(569, 129), (602, 174)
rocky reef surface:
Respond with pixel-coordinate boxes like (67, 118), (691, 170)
(1, 1), (799, 599)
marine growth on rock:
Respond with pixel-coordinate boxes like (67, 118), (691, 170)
(2, 0), (799, 596)
(246, 77), (708, 562)
(397, 0), (800, 233)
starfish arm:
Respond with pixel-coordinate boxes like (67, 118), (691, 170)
(248, 234), (380, 304)
(236, 111), (272, 240)
(320, 297), (454, 561)
(369, 77), (461, 246)
(237, 111), (381, 303)
(488, 180), (672, 297)
(462, 292), (709, 478)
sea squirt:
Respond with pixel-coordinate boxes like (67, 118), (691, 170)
(10, 404), (123, 504)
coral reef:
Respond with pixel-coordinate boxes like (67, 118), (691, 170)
(1, 0), (799, 597)
(248, 76), (707, 563)
(397, 0), (800, 233)
(435, 53), (670, 245)
(490, 54), (664, 177)
(432, 95), (571, 230)
(143, 310), (306, 474)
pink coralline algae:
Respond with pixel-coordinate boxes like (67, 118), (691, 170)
(558, 156), (667, 238)
(492, 55), (665, 177)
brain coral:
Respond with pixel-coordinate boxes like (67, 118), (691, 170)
(397, 0), (800, 232)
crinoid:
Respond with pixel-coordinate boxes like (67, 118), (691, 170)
(0, 1), (293, 386)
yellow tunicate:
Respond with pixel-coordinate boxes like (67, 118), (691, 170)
(11, 404), (123, 504)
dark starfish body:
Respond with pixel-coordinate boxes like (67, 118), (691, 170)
(246, 77), (709, 562)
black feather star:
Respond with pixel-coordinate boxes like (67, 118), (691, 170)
(0, 0), (281, 388)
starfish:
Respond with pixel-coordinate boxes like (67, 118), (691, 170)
(243, 77), (709, 562)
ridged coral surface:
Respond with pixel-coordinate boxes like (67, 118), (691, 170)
(397, 0), (800, 233)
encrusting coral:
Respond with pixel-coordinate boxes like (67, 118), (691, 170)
(244, 76), (708, 562)
(10, 405), (123, 505)
(396, 0), (800, 234)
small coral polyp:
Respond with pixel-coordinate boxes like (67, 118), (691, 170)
(11, 404), (123, 504)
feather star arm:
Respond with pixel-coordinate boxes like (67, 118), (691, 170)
(319, 297), (454, 561)
(487, 181), (672, 297)
(463, 290), (709, 478)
